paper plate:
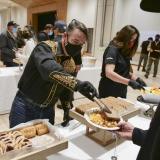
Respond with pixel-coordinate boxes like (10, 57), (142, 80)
(84, 108), (121, 131)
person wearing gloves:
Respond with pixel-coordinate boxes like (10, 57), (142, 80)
(55, 20), (84, 126)
(99, 25), (146, 98)
(116, 1), (160, 160)
(9, 19), (98, 128)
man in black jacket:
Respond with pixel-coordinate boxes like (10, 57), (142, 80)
(137, 37), (153, 71)
(9, 20), (98, 128)
(0, 21), (18, 67)
(145, 34), (160, 78)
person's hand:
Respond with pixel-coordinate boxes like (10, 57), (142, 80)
(128, 79), (144, 90)
(115, 121), (135, 140)
(76, 81), (98, 101)
(136, 77), (147, 87)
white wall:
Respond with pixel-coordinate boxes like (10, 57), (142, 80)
(0, 6), (27, 33)
(11, 6), (27, 28)
(112, 0), (160, 50)
(67, 0), (97, 28)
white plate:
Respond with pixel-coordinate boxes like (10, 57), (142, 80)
(84, 108), (121, 131)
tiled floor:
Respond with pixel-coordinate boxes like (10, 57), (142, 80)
(0, 64), (159, 132)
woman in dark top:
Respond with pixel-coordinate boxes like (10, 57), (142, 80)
(99, 25), (146, 98)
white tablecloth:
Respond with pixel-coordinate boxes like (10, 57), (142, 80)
(47, 115), (151, 160)
(0, 67), (22, 114)
(0, 66), (101, 114)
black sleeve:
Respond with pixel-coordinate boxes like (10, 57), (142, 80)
(151, 126), (160, 160)
(0, 34), (15, 58)
(132, 128), (148, 146)
(32, 43), (77, 91)
(104, 46), (118, 65)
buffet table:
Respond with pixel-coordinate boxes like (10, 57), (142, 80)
(0, 66), (101, 114)
(0, 67), (22, 114)
(47, 115), (151, 160)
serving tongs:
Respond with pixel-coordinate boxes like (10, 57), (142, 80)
(93, 97), (112, 113)
(93, 97), (120, 120)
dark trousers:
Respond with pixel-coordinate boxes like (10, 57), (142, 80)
(9, 92), (55, 128)
(145, 57), (159, 77)
(137, 54), (148, 70)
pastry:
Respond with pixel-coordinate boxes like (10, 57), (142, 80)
(75, 102), (98, 115)
(0, 130), (32, 155)
(34, 123), (49, 136)
(0, 141), (7, 155)
(20, 126), (36, 139)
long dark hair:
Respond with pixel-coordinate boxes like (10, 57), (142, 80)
(112, 25), (140, 57)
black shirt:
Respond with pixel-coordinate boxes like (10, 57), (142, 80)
(18, 42), (77, 105)
(150, 41), (160, 59)
(141, 40), (150, 55)
(0, 31), (17, 63)
(99, 44), (131, 98)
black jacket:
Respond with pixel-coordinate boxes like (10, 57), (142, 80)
(132, 103), (160, 160)
(0, 31), (17, 63)
(18, 42), (77, 106)
(150, 41), (160, 59)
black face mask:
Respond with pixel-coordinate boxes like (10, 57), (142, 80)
(65, 42), (82, 57)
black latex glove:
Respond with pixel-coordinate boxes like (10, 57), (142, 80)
(136, 77), (147, 87)
(75, 81), (98, 101)
(128, 79), (144, 90)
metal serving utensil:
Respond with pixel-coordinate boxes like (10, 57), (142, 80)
(93, 97), (112, 113)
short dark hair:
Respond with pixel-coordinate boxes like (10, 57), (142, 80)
(44, 24), (53, 30)
(67, 19), (88, 39)
(7, 21), (18, 27)
(155, 34), (160, 39)
(148, 37), (153, 41)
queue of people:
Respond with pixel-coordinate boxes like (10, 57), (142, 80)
(138, 34), (160, 78)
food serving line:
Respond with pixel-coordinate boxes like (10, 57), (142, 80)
(0, 66), (158, 159)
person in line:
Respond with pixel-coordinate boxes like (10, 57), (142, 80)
(137, 37), (153, 71)
(37, 24), (53, 42)
(98, 25), (146, 98)
(145, 34), (160, 78)
(16, 25), (37, 67)
(0, 21), (19, 67)
(9, 20), (98, 128)
(53, 20), (67, 42)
